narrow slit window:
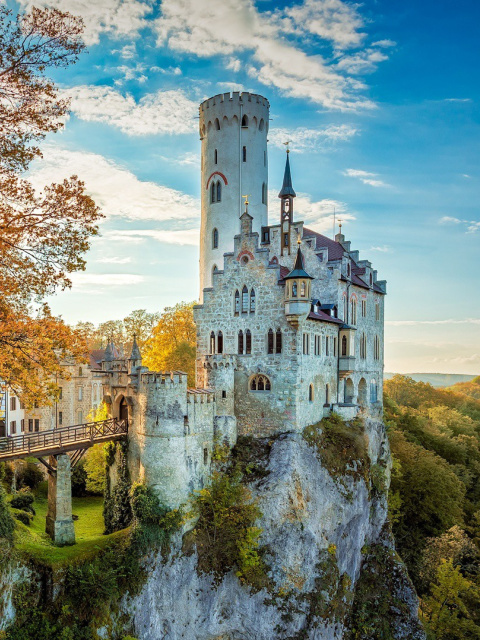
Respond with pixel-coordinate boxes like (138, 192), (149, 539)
(245, 329), (252, 354)
(242, 146), (247, 162)
(216, 181), (222, 202)
(217, 331), (223, 354)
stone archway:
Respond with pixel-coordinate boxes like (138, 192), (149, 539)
(358, 378), (368, 408)
(345, 378), (354, 404)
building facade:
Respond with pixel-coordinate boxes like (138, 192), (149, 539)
(99, 91), (386, 508)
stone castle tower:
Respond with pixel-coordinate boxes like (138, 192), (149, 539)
(199, 92), (269, 294)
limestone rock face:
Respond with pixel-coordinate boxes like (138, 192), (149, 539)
(128, 420), (425, 640)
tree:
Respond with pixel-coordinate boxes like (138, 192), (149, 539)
(143, 301), (197, 386)
(123, 309), (160, 351)
(0, 6), (102, 406)
(83, 403), (109, 494)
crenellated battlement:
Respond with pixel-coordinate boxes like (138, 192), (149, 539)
(199, 91), (269, 138)
(140, 371), (187, 386)
(187, 389), (215, 403)
(200, 91), (269, 112)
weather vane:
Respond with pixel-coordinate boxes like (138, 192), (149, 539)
(338, 218), (343, 234)
(242, 194), (250, 208)
(283, 141), (291, 153)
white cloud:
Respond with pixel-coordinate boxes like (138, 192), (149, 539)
(371, 39), (396, 48)
(17, 0), (153, 45)
(439, 216), (480, 233)
(277, 0), (366, 49)
(97, 256), (133, 264)
(154, 0), (381, 111)
(269, 124), (357, 152)
(367, 245), (391, 253)
(28, 146), (200, 224)
(335, 49), (389, 75)
(65, 86), (197, 136)
(343, 168), (390, 188)
(226, 58), (242, 72)
(107, 229), (199, 246)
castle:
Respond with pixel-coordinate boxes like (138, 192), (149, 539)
(101, 92), (386, 509)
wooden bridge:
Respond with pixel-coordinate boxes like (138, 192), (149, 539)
(0, 418), (128, 463)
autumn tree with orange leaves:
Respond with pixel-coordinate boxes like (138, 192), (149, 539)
(0, 6), (102, 407)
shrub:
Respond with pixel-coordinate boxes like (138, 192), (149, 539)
(0, 484), (15, 543)
(18, 462), (44, 490)
(13, 509), (33, 526)
(10, 488), (35, 514)
(71, 460), (87, 497)
(189, 470), (267, 589)
(303, 414), (369, 483)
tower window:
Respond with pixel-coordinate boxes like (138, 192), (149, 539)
(309, 384), (314, 403)
(217, 331), (223, 354)
(267, 328), (274, 354)
(212, 228), (218, 249)
(242, 285), (249, 313)
(292, 281), (298, 297)
(342, 335), (347, 356)
(259, 118), (265, 131)
(241, 114), (248, 128)
(212, 264), (218, 280)
(284, 233), (288, 247)
(215, 118), (220, 130)
(275, 329), (282, 354)
(300, 281), (306, 297)
(250, 288), (256, 312)
(214, 149), (218, 164)
(234, 290), (240, 315)
(210, 181), (216, 203)
(210, 331), (215, 354)
(238, 330), (244, 354)
(216, 181), (222, 202)
(250, 374), (270, 392)
(242, 146), (246, 162)
(245, 329), (252, 354)
(325, 384), (330, 405)
(262, 182), (267, 205)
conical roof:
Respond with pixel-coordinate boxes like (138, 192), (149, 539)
(104, 340), (114, 362)
(129, 334), (142, 361)
(284, 246), (313, 280)
(278, 152), (296, 198)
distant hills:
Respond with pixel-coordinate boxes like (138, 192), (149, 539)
(384, 372), (478, 388)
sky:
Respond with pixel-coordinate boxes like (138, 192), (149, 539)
(10, 0), (480, 374)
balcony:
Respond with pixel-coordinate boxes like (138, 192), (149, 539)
(339, 356), (355, 376)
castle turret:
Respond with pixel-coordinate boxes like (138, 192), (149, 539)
(284, 243), (314, 321)
(199, 92), (269, 296)
(128, 334), (142, 374)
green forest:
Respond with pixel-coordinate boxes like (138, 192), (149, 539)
(385, 374), (480, 639)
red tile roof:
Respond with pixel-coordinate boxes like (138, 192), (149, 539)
(278, 265), (290, 281)
(303, 228), (345, 260)
(308, 310), (345, 325)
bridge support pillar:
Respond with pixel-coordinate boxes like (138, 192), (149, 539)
(46, 454), (75, 546)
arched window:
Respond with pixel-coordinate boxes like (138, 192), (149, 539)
(242, 285), (249, 312)
(309, 384), (314, 402)
(360, 333), (366, 359)
(300, 281), (306, 297)
(217, 331), (223, 354)
(241, 114), (248, 127)
(215, 118), (220, 130)
(234, 290), (240, 315)
(325, 384), (330, 405)
(245, 329), (252, 354)
(250, 288), (256, 312)
(292, 281), (298, 297)
(210, 181), (216, 203)
(212, 227), (218, 249)
(262, 182), (267, 205)
(275, 329), (282, 354)
(79, 367), (83, 376)
(343, 296), (348, 322)
(210, 332), (215, 354)
(238, 330), (244, 354)
(250, 374), (270, 392)
(342, 335), (347, 356)
(350, 297), (357, 325)
(212, 265), (218, 281)
(370, 379), (378, 403)
(375, 302), (380, 322)
(374, 335), (380, 360)
(267, 328), (274, 354)
(361, 299), (366, 317)
(216, 181), (222, 202)
(259, 118), (264, 131)
(370, 273), (373, 286)
(214, 149), (218, 164)
(77, 409), (83, 424)
(242, 146), (247, 162)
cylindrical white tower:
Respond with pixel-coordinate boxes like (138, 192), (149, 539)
(199, 92), (269, 296)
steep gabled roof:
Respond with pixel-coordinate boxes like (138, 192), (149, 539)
(302, 228), (345, 261)
(278, 152), (296, 198)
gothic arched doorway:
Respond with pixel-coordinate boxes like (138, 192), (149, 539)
(119, 397), (129, 425)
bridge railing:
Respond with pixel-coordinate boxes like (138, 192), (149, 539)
(0, 418), (128, 459)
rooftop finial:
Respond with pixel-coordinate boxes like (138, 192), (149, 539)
(338, 218), (343, 234)
(283, 140), (291, 154)
(242, 194), (249, 213)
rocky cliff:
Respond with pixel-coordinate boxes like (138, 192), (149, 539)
(127, 418), (426, 640)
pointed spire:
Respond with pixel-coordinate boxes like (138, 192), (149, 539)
(285, 245), (313, 280)
(104, 339), (114, 362)
(278, 150), (296, 198)
(129, 333), (142, 361)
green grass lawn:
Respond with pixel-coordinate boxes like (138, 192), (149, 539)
(12, 484), (129, 567)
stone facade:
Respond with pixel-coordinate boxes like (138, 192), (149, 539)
(103, 91), (386, 508)
(45, 453), (75, 545)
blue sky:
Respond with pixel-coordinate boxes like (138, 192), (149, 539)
(13, 0), (480, 374)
